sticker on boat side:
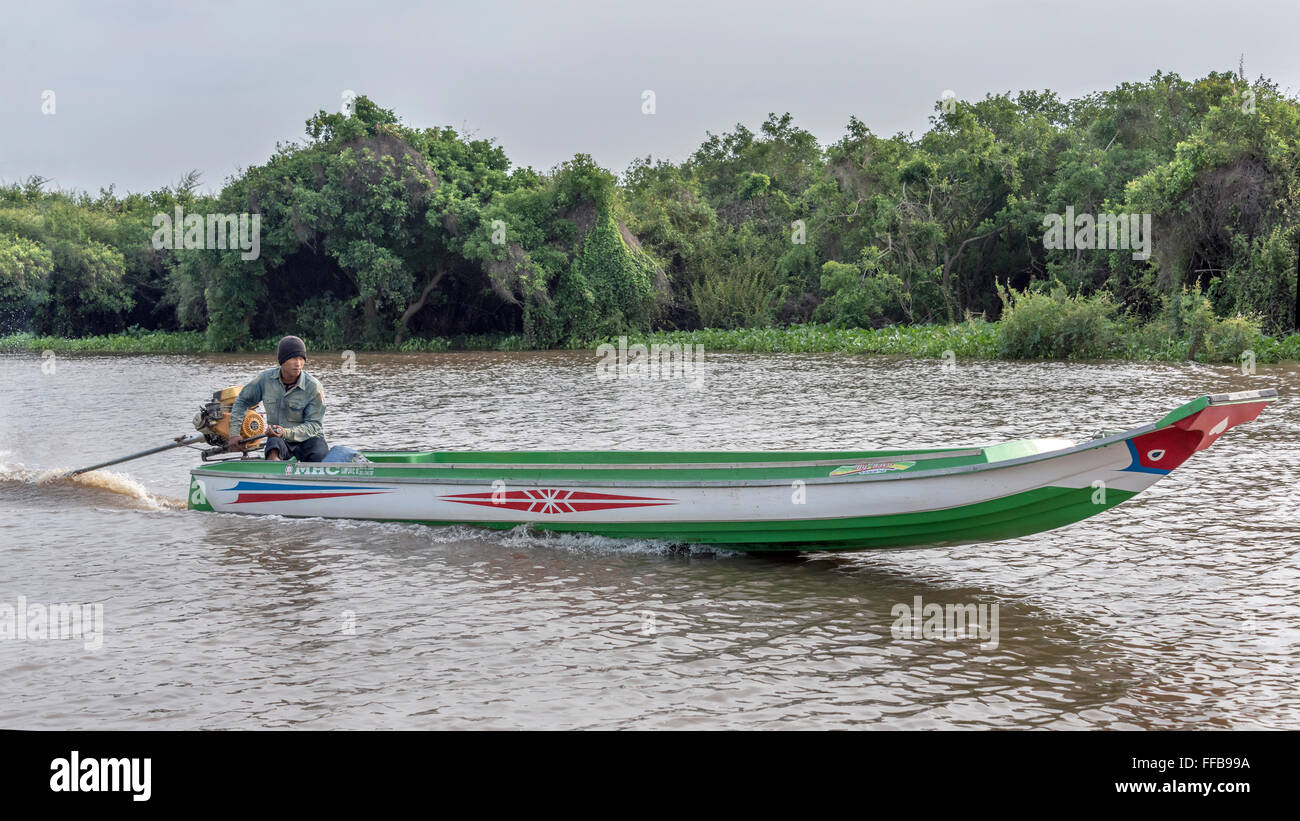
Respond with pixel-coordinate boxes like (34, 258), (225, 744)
(289, 464), (376, 477)
(829, 462), (915, 477)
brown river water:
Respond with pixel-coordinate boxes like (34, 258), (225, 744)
(0, 350), (1296, 729)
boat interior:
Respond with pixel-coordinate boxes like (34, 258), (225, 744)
(359, 437), (1080, 467)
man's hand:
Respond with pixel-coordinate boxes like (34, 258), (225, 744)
(227, 436), (245, 453)
(268, 425), (286, 437)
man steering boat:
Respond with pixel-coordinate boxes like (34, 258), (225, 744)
(228, 335), (328, 462)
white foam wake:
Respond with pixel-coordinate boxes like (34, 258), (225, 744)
(0, 461), (185, 510)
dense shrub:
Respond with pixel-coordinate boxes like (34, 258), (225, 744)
(996, 283), (1124, 359)
(813, 248), (906, 328)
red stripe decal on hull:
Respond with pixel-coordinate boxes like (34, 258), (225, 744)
(232, 491), (389, 504)
(440, 488), (678, 515)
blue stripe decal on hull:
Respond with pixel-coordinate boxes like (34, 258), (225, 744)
(225, 481), (380, 491)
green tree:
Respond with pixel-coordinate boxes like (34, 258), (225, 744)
(0, 234), (53, 332)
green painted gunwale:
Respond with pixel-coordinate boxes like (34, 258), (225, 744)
(363, 446), (968, 464)
(189, 438), (1084, 485)
(358, 446), (990, 482)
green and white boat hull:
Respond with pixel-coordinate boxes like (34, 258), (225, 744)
(187, 390), (1277, 552)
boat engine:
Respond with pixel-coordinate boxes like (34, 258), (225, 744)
(193, 385), (266, 459)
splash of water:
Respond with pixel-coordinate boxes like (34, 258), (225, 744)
(0, 461), (185, 510)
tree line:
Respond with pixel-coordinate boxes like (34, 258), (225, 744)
(1, 70), (1297, 351)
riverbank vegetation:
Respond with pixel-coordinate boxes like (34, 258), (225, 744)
(5, 299), (1298, 363)
(2, 70), (1298, 362)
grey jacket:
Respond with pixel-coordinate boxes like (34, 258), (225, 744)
(229, 366), (326, 443)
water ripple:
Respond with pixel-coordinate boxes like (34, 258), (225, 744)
(0, 351), (1295, 728)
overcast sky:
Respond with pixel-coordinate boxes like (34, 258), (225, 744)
(3, 0), (1298, 195)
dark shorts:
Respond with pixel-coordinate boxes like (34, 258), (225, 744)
(265, 435), (328, 462)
